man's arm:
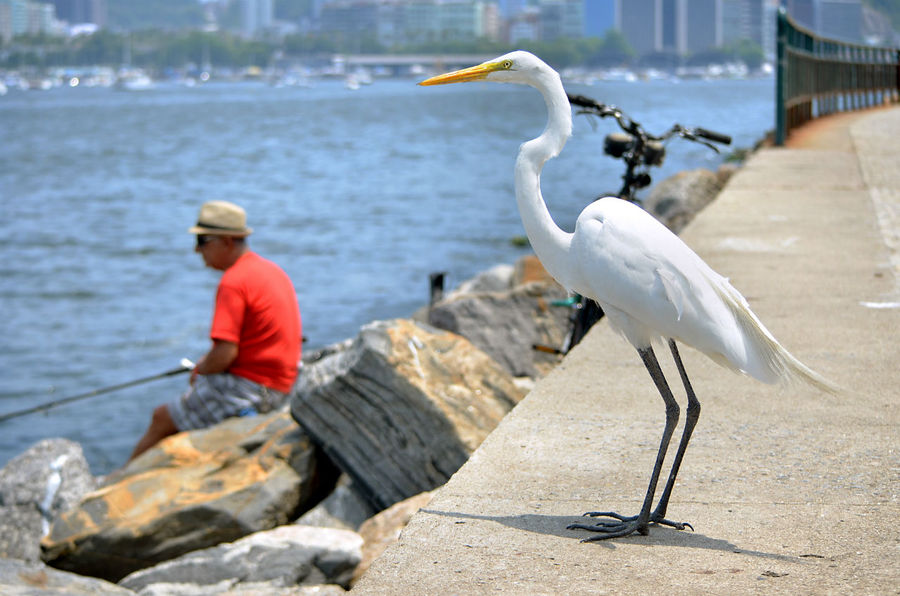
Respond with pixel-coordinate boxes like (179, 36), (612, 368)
(191, 340), (239, 383)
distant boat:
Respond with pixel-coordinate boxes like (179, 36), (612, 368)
(602, 68), (638, 83)
(352, 67), (373, 85)
(115, 70), (155, 91)
(345, 74), (361, 90)
(271, 73), (313, 88)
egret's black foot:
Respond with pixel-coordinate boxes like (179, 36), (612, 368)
(566, 517), (648, 541)
(586, 510), (694, 532)
(567, 511), (694, 541)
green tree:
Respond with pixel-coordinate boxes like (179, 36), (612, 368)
(638, 50), (680, 69)
(519, 38), (582, 69)
(729, 39), (764, 70)
(590, 29), (635, 66)
(73, 30), (125, 65)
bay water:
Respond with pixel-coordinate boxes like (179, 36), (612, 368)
(0, 75), (773, 474)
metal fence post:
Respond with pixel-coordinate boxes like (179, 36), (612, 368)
(775, 8), (787, 146)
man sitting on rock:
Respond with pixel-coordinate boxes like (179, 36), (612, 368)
(129, 200), (302, 461)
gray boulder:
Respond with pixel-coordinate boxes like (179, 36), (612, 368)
(0, 439), (97, 562)
(643, 167), (733, 233)
(291, 318), (525, 511)
(0, 557), (133, 595)
(118, 525), (362, 592)
(295, 474), (376, 531)
(428, 280), (570, 378)
(447, 263), (514, 296)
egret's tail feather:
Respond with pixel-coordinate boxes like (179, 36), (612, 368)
(713, 280), (841, 395)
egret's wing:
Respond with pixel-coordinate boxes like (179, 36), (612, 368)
(654, 267), (685, 321)
(571, 199), (738, 355)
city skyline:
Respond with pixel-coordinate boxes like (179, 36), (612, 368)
(1, 0), (891, 53)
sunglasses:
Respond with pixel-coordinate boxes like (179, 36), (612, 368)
(196, 235), (220, 248)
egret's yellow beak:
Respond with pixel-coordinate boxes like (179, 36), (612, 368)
(419, 59), (506, 86)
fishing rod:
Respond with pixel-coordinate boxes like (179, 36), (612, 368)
(0, 359), (195, 424)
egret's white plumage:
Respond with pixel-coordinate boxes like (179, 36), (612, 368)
(422, 50), (832, 390)
(421, 51), (836, 540)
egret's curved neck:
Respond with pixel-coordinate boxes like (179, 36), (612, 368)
(514, 68), (575, 288)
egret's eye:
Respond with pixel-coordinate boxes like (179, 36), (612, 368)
(503, 60), (513, 70)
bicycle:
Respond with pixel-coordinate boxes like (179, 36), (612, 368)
(534, 93), (733, 356)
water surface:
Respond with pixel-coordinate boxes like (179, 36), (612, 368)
(0, 76), (774, 473)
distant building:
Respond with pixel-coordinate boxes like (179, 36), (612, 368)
(687, 0), (723, 53)
(440, 1), (494, 42)
(242, 0), (273, 37)
(781, 0), (863, 43)
(761, 0), (779, 59)
(28, 1), (55, 33)
(615, 0), (769, 57)
(507, 5), (539, 41)
(320, 1), (499, 47)
(498, 0), (529, 19)
(539, 0), (584, 41)
(818, 0), (862, 43)
(320, 1), (378, 43)
(482, 1), (501, 39)
(782, 0), (815, 29)
(618, 0), (660, 55)
(1, 0), (65, 41)
(722, 0), (764, 46)
(48, 0), (104, 26)
(0, 0), (26, 43)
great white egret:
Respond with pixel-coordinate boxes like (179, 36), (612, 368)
(420, 51), (836, 540)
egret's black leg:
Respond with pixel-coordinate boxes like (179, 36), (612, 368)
(648, 339), (701, 529)
(567, 344), (680, 540)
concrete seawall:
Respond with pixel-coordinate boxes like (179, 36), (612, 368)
(351, 106), (900, 595)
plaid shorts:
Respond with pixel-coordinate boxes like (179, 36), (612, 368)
(168, 373), (288, 431)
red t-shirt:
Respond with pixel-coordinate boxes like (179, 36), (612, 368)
(210, 251), (301, 393)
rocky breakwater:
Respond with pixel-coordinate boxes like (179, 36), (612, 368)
(1, 161), (734, 593)
(38, 411), (331, 583)
(1, 255), (571, 594)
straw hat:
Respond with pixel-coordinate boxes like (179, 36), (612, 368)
(188, 201), (253, 236)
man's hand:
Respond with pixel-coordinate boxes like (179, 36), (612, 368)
(192, 340), (239, 383)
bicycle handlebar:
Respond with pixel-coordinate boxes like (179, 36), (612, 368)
(567, 93), (605, 110)
(694, 127), (732, 145)
(566, 93), (731, 149)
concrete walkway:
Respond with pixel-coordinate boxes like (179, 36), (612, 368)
(352, 107), (900, 595)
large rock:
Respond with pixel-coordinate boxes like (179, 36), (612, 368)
(41, 410), (337, 583)
(118, 525), (362, 592)
(412, 256), (572, 378)
(291, 319), (525, 511)
(447, 263), (515, 296)
(0, 558), (134, 595)
(643, 167), (732, 233)
(427, 270), (570, 377)
(295, 474), (376, 531)
(0, 439), (97, 562)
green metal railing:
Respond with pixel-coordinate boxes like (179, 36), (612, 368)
(775, 8), (899, 145)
